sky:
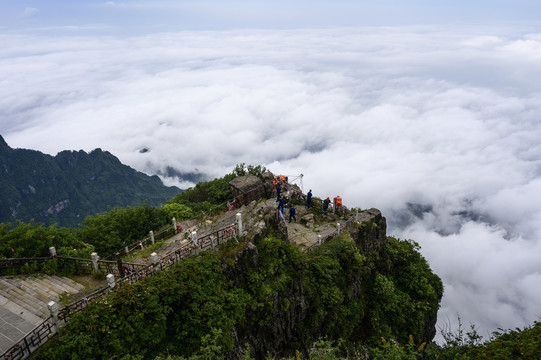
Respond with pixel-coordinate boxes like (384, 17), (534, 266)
(1, 0), (541, 343)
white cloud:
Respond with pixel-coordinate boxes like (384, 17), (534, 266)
(22, 7), (38, 17)
(104, 1), (128, 8)
(1, 25), (541, 342)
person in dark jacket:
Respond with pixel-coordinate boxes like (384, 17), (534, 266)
(306, 189), (312, 209)
(323, 197), (331, 215)
(277, 196), (286, 212)
(276, 183), (281, 202)
(289, 206), (296, 223)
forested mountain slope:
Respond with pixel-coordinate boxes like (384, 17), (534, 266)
(0, 135), (180, 227)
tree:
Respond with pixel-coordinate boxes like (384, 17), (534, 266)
(161, 203), (193, 222)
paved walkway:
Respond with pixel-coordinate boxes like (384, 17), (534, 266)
(0, 299), (38, 354)
(0, 275), (84, 354)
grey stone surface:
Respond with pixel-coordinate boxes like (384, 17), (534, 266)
(0, 275), (84, 354)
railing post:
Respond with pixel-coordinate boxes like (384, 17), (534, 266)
(91, 252), (99, 272)
(150, 252), (158, 272)
(107, 274), (116, 288)
(47, 301), (61, 333)
(49, 246), (57, 257)
(337, 223), (341, 235)
(236, 213), (242, 239)
(318, 235), (322, 246)
(191, 231), (199, 255)
(149, 230), (155, 245)
(116, 252), (125, 278)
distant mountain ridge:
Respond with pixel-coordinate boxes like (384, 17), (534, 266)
(0, 135), (180, 227)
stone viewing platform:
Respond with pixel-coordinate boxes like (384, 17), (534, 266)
(0, 275), (85, 353)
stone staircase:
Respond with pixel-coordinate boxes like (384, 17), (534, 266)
(0, 275), (85, 354)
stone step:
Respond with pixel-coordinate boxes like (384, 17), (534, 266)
(7, 288), (46, 315)
(0, 275), (85, 323)
(18, 279), (63, 304)
(0, 294), (42, 326)
(0, 294), (44, 355)
(24, 277), (60, 300)
(0, 274), (85, 355)
(51, 275), (85, 292)
(45, 275), (83, 294)
(0, 289), (47, 319)
(31, 278), (65, 298)
(0, 279), (49, 311)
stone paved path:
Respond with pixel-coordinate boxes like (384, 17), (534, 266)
(0, 275), (84, 353)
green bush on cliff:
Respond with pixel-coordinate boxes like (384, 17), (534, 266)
(303, 236), (365, 342)
(364, 237), (443, 346)
(34, 234), (443, 359)
(36, 252), (250, 359)
(77, 204), (165, 255)
(0, 221), (91, 259)
(165, 163), (266, 218)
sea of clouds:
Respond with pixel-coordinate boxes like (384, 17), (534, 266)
(2, 25), (541, 341)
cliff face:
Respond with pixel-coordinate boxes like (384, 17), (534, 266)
(0, 136), (180, 227)
(219, 208), (442, 359)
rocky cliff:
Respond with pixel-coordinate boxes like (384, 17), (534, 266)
(32, 173), (443, 360)
(209, 177), (441, 358)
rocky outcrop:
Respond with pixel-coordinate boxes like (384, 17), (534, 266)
(350, 208), (387, 252)
(229, 175), (264, 199)
(222, 242), (260, 288)
(223, 240), (306, 360)
(229, 173), (274, 209)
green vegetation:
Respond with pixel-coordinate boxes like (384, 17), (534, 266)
(165, 163), (266, 218)
(123, 240), (167, 262)
(3, 160), (537, 359)
(1, 164), (267, 259)
(0, 222), (91, 259)
(33, 233), (443, 359)
(0, 204), (167, 259)
(77, 204), (165, 255)
(424, 318), (541, 359)
(0, 136), (180, 227)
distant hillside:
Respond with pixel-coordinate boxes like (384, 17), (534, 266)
(0, 135), (180, 227)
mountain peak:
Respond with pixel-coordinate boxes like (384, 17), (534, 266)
(0, 135), (12, 153)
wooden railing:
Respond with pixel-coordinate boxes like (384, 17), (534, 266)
(0, 257), (51, 276)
